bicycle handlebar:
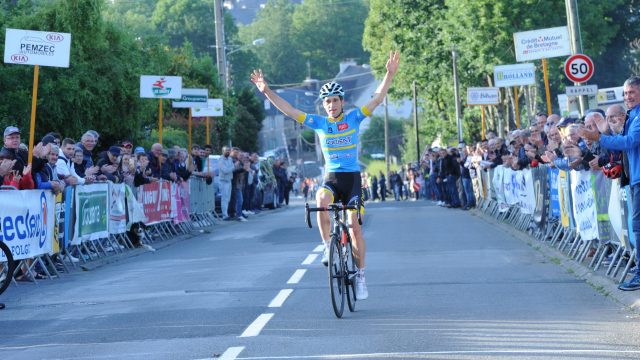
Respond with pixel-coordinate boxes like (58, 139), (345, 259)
(304, 202), (362, 229)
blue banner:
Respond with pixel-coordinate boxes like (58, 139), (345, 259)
(548, 167), (560, 219)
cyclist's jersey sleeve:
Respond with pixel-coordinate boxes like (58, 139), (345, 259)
(297, 106), (372, 172)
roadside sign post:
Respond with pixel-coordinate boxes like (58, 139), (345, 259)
(564, 54), (594, 116)
(4, 28), (72, 164)
(194, 98), (224, 150)
(173, 89), (209, 157)
(513, 26), (571, 116)
(140, 75), (182, 145)
(466, 87), (499, 140)
(493, 63), (535, 130)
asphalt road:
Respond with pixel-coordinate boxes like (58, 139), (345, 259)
(2, 198), (640, 360)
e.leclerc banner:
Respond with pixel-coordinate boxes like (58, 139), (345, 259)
(73, 183), (109, 245)
(138, 181), (172, 225)
(0, 190), (55, 261)
(4, 28), (71, 68)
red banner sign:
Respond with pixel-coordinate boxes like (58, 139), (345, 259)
(138, 181), (172, 224)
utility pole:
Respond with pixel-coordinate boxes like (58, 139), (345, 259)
(452, 48), (463, 143)
(384, 96), (390, 181)
(412, 81), (420, 166)
(213, 0), (227, 92)
(565, 0), (586, 115)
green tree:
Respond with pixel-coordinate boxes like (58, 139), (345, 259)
(290, 0), (369, 81)
(360, 116), (404, 158)
(239, 0), (305, 84)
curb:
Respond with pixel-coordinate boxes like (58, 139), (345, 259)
(471, 209), (640, 314)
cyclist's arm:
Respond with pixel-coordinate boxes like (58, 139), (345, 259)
(262, 87), (306, 122)
(365, 51), (400, 114)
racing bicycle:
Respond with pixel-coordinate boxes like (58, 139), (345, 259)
(305, 202), (362, 318)
(0, 240), (15, 309)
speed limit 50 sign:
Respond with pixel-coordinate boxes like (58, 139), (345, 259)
(564, 54), (594, 83)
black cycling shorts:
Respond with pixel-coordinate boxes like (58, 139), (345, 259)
(321, 172), (362, 206)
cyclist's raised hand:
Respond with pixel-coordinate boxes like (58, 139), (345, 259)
(251, 69), (268, 93)
(386, 50), (400, 76)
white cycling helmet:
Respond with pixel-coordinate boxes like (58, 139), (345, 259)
(319, 82), (345, 99)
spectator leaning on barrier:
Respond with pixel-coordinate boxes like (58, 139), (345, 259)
(56, 138), (80, 186)
(580, 76), (640, 291)
(77, 131), (97, 168)
(35, 144), (64, 193)
(134, 152), (156, 187)
(218, 146), (234, 220)
(96, 146), (124, 183)
(148, 143), (171, 181)
(0, 148), (33, 189)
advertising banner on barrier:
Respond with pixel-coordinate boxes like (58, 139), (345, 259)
(502, 168), (519, 206)
(608, 180), (625, 246)
(518, 170), (536, 214)
(138, 181), (172, 224)
(532, 166), (548, 225)
(125, 185), (147, 226)
(570, 171), (599, 240)
(53, 192), (63, 254)
(593, 172), (613, 245)
(623, 186), (637, 248)
(492, 167), (509, 212)
(74, 183), (109, 245)
(109, 183), (127, 234)
(0, 190), (55, 261)
(548, 167), (560, 218)
(174, 181), (191, 224)
(558, 171), (571, 228)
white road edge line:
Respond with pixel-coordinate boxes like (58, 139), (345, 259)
(268, 289), (294, 308)
(313, 244), (324, 252)
(218, 346), (245, 360)
(301, 254), (318, 265)
(240, 313), (274, 338)
(286, 269), (306, 284)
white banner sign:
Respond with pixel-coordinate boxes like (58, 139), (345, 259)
(109, 183), (127, 235)
(494, 63), (536, 87)
(518, 170), (536, 215)
(4, 28), (72, 68)
(513, 26), (572, 62)
(566, 85), (598, 97)
(172, 88), (209, 108)
(0, 190), (55, 260)
(193, 99), (224, 116)
(570, 171), (599, 241)
(492, 166), (509, 212)
(467, 87), (500, 105)
(140, 75), (182, 99)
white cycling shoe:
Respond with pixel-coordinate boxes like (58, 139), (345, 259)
(321, 245), (329, 267)
(356, 272), (368, 300)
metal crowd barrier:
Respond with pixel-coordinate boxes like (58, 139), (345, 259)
(473, 164), (635, 284)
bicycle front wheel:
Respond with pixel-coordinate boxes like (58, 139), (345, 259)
(328, 235), (345, 318)
(0, 241), (15, 296)
(345, 234), (357, 312)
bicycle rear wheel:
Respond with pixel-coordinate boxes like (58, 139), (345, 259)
(328, 234), (345, 318)
(344, 235), (357, 312)
(0, 241), (15, 296)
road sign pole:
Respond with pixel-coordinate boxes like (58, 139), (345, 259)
(542, 58), (553, 116)
(188, 108), (193, 157)
(27, 65), (40, 165)
(481, 105), (486, 140)
(206, 116), (210, 145)
(514, 86), (520, 129)
(159, 99), (163, 145)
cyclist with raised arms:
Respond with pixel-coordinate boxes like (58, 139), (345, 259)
(251, 51), (400, 300)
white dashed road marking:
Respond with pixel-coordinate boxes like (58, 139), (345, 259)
(301, 254), (318, 265)
(240, 313), (274, 338)
(268, 289), (293, 308)
(313, 244), (324, 252)
(286, 269), (306, 284)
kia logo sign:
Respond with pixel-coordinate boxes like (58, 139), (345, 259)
(46, 33), (64, 42)
(10, 54), (28, 63)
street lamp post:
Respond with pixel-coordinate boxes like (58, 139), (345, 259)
(210, 38), (265, 92)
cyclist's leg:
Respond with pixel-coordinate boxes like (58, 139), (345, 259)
(347, 209), (365, 269)
(316, 185), (334, 244)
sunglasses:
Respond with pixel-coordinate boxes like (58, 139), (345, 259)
(122, 143), (133, 148)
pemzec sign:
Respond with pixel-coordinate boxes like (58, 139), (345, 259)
(4, 28), (72, 68)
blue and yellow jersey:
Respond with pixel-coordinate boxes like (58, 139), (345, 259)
(296, 106), (371, 172)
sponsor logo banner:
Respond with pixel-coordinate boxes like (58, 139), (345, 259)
(4, 28), (71, 67)
(513, 26), (571, 62)
(74, 183), (109, 244)
(0, 190), (54, 261)
(138, 181), (172, 224)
